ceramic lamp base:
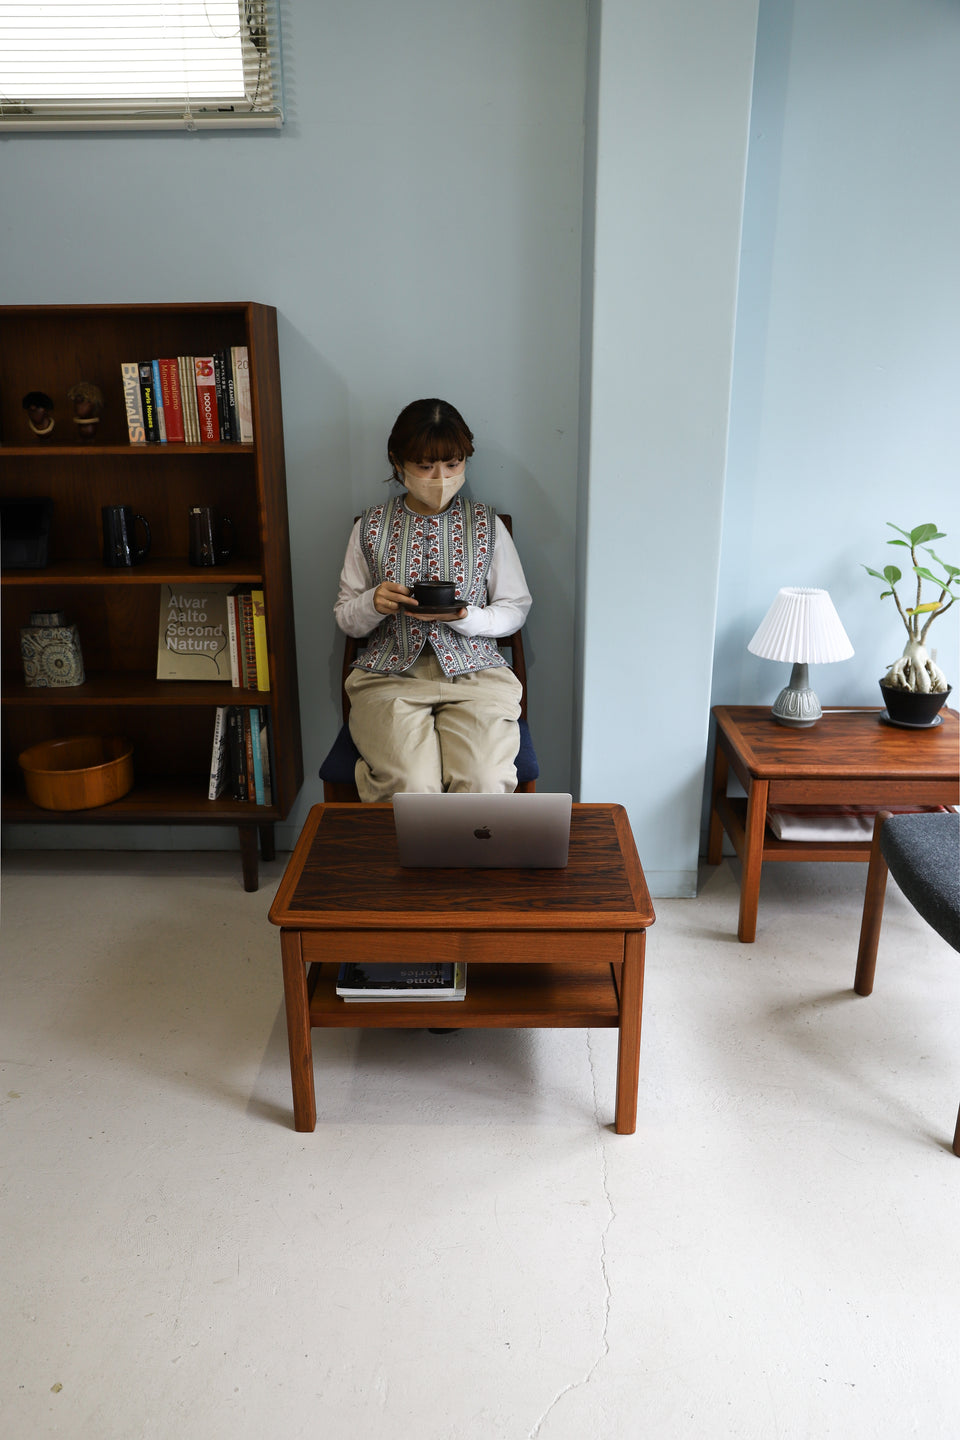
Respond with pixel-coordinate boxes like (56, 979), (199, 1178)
(771, 662), (821, 727)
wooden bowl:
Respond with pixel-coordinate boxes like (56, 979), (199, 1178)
(18, 735), (134, 811)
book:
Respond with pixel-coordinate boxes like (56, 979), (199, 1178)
(151, 359), (167, 442)
(336, 961), (467, 1000)
(223, 351), (240, 443)
(178, 356), (200, 443)
(138, 361), (160, 442)
(157, 358), (185, 443)
(231, 345), (253, 443)
(248, 705), (266, 804)
(242, 707), (257, 800)
(156, 583), (234, 681)
(250, 588), (270, 691)
(225, 588), (241, 688)
(212, 351), (231, 441)
(257, 706), (273, 804)
(194, 357), (220, 443)
(226, 705), (248, 800)
(120, 362), (146, 443)
(207, 705), (230, 799)
(236, 587), (259, 689)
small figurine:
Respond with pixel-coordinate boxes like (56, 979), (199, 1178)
(67, 381), (104, 440)
(22, 390), (55, 439)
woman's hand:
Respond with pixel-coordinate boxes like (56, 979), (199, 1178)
(373, 581), (414, 615)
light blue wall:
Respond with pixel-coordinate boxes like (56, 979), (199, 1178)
(1, 0), (587, 853)
(577, 0), (760, 896)
(712, 0), (960, 721)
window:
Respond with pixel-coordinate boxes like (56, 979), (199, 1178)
(0, 1), (282, 130)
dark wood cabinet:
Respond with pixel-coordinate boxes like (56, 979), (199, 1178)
(1, 302), (303, 890)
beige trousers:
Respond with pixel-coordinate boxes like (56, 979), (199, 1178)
(345, 648), (523, 802)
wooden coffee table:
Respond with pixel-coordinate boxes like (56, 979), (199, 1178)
(268, 803), (655, 1133)
(708, 705), (960, 941)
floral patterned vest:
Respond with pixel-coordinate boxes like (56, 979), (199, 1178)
(351, 495), (507, 678)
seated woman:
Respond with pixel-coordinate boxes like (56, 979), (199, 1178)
(334, 398), (532, 801)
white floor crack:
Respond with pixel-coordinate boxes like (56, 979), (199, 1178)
(528, 1030), (614, 1438)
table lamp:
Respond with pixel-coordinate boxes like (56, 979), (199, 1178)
(748, 586), (854, 727)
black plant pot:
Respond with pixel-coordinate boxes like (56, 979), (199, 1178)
(879, 681), (952, 727)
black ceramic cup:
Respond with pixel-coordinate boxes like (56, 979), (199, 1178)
(188, 506), (235, 566)
(102, 505), (151, 567)
(412, 580), (456, 608)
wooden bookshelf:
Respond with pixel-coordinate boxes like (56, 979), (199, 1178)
(0, 302), (304, 890)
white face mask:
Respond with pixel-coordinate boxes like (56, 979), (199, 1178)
(402, 468), (465, 510)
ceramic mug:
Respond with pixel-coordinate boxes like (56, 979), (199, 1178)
(102, 505), (151, 567)
(412, 580), (456, 608)
(188, 506), (235, 566)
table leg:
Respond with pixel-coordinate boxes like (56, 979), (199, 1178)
(854, 816), (889, 996)
(707, 739), (729, 866)
(614, 930), (646, 1134)
(281, 928), (317, 1132)
(738, 777), (769, 942)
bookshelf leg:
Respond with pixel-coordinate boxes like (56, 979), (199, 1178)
(239, 824), (259, 891)
(259, 823), (276, 861)
(614, 931), (645, 1134)
(281, 929), (317, 1132)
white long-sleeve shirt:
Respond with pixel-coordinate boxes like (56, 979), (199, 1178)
(334, 511), (532, 640)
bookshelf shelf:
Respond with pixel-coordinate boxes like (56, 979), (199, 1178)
(0, 302), (303, 889)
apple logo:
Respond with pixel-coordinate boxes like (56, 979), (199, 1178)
(473, 826), (492, 840)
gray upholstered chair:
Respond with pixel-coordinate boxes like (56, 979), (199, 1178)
(855, 809), (960, 1155)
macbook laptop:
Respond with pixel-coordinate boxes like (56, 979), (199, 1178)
(393, 792), (573, 868)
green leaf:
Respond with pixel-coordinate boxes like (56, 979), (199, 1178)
(883, 565), (902, 584)
(910, 523), (944, 545)
(886, 523), (913, 541)
(886, 539), (910, 547)
(925, 550), (959, 579)
(913, 566), (942, 584)
(880, 590), (894, 599)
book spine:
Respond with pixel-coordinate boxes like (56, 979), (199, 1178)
(194, 358), (220, 443)
(232, 346), (253, 443)
(226, 590), (241, 688)
(243, 709), (257, 801)
(224, 353), (239, 444)
(158, 359), (185, 443)
(178, 357), (200, 443)
(121, 362), (146, 443)
(207, 705), (229, 800)
(249, 706), (265, 805)
(151, 359), (167, 442)
(227, 706), (247, 801)
(212, 351), (230, 441)
(250, 588), (270, 692)
(258, 706), (273, 805)
(138, 361), (160, 442)
(238, 588), (258, 689)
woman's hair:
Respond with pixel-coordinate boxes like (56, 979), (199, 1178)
(387, 398), (475, 480)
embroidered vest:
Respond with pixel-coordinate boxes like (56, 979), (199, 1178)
(352, 496), (507, 678)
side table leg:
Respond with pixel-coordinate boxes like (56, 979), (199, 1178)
(854, 815), (889, 996)
(281, 929), (317, 1132)
(707, 740), (729, 866)
(738, 778), (769, 943)
(614, 931), (646, 1135)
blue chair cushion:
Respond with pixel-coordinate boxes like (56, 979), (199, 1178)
(319, 718), (539, 786)
(880, 811), (960, 953)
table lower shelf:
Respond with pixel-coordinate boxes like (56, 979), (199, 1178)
(717, 795), (874, 862)
(306, 960), (622, 1029)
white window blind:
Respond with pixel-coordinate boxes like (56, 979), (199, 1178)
(0, 1), (283, 130)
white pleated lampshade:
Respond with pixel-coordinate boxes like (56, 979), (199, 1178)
(747, 587), (854, 664)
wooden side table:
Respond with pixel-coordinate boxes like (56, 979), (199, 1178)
(708, 705), (959, 942)
(268, 803), (655, 1133)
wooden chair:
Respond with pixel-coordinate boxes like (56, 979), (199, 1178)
(319, 514), (538, 801)
(854, 808), (960, 1155)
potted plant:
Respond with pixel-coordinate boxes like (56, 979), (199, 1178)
(863, 522), (958, 726)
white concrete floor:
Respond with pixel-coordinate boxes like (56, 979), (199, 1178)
(1, 848), (957, 1440)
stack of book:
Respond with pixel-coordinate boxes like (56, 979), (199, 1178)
(335, 962), (467, 1002)
(208, 704), (275, 804)
(156, 583), (269, 691)
(121, 349), (252, 444)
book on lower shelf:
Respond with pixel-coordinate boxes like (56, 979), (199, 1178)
(336, 961), (467, 1001)
(212, 705), (273, 804)
(156, 583), (234, 681)
(766, 803), (951, 842)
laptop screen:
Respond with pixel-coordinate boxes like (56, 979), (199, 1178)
(393, 792), (572, 868)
